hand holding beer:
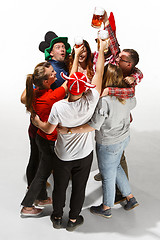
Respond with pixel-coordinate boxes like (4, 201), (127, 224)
(74, 44), (84, 57)
(103, 10), (109, 27)
(74, 36), (83, 48)
(97, 30), (110, 52)
(98, 38), (109, 52)
(91, 7), (105, 29)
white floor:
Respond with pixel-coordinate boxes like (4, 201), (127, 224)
(1, 115), (160, 240)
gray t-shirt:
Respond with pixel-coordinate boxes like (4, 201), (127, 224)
(88, 96), (136, 145)
(48, 88), (99, 161)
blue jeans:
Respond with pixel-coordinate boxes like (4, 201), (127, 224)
(96, 136), (131, 207)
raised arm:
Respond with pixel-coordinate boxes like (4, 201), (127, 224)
(69, 45), (84, 76)
(92, 39), (109, 93)
(104, 11), (120, 58)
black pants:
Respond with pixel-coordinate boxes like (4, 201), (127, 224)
(21, 135), (55, 207)
(52, 151), (93, 219)
(26, 136), (39, 187)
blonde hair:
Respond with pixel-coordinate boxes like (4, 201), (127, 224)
(102, 63), (129, 104)
(26, 62), (51, 114)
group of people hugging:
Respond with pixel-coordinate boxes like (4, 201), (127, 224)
(20, 10), (143, 232)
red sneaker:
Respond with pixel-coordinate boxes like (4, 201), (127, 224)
(21, 206), (42, 217)
(36, 197), (52, 207)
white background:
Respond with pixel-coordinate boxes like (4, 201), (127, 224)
(0, 0), (160, 133)
(0, 1), (160, 240)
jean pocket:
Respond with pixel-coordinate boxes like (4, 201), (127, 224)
(105, 144), (123, 155)
(106, 137), (130, 155)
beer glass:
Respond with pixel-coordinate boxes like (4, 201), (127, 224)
(97, 30), (109, 52)
(74, 36), (83, 48)
(91, 7), (105, 29)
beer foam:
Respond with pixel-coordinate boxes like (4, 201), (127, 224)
(99, 30), (109, 40)
(94, 7), (104, 16)
(74, 36), (83, 45)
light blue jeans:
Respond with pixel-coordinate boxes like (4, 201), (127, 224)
(96, 136), (131, 207)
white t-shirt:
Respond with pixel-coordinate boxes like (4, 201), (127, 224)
(48, 88), (99, 161)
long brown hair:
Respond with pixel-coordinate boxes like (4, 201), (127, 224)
(102, 63), (130, 104)
(68, 40), (94, 81)
(26, 62), (51, 114)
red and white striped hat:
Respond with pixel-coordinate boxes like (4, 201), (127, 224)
(60, 72), (96, 95)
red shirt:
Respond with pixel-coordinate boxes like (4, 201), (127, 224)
(33, 87), (66, 141)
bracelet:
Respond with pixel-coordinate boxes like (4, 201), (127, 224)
(67, 128), (72, 134)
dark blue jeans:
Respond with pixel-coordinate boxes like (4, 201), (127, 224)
(21, 134), (55, 207)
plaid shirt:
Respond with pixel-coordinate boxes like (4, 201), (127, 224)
(131, 67), (143, 85)
(108, 67), (143, 99)
(108, 86), (135, 99)
(93, 22), (143, 99)
(105, 23), (120, 58)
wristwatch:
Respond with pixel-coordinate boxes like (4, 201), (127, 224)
(67, 128), (72, 134)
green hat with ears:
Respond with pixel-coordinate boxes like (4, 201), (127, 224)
(44, 37), (71, 60)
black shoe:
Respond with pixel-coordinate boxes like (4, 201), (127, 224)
(114, 195), (126, 205)
(66, 215), (84, 232)
(90, 204), (112, 218)
(50, 216), (62, 229)
(94, 172), (102, 181)
(124, 197), (139, 210)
